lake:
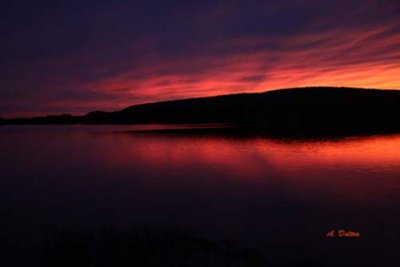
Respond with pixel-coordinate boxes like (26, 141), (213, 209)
(0, 125), (399, 266)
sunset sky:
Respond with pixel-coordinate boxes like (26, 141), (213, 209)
(1, 0), (399, 117)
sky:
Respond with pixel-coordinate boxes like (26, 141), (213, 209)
(0, 0), (399, 117)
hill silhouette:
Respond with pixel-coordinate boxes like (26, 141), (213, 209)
(2, 87), (400, 136)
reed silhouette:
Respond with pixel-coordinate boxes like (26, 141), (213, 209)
(31, 227), (324, 267)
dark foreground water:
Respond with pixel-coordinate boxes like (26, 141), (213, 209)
(0, 125), (399, 266)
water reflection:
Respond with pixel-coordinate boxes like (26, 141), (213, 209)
(0, 125), (399, 266)
(96, 129), (400, 203)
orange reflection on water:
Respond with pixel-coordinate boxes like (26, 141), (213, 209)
(96, 131), (400, 203)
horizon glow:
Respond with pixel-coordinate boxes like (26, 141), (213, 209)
(0, 0), (399, 118)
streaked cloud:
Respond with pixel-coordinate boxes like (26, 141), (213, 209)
(0, 0), (399, 117)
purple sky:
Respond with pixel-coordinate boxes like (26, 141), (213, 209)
(1, 0), (399, 118)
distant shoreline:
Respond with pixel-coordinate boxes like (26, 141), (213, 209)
(2, 86), (400, 137)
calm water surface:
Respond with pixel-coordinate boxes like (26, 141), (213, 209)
(1, 125), (399, 266)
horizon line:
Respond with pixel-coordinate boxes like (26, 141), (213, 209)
(2, 85), (399, 120)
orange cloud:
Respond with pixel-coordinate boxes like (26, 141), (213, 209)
(67, 21), (399, 114)
(1, 0), (399, 117)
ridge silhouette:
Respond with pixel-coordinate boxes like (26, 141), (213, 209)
(2, 87), (400, 136)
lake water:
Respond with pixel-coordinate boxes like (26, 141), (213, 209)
(0, 125), (399, 266)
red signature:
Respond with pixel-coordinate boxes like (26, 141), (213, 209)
(326, 230), (360, 238)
